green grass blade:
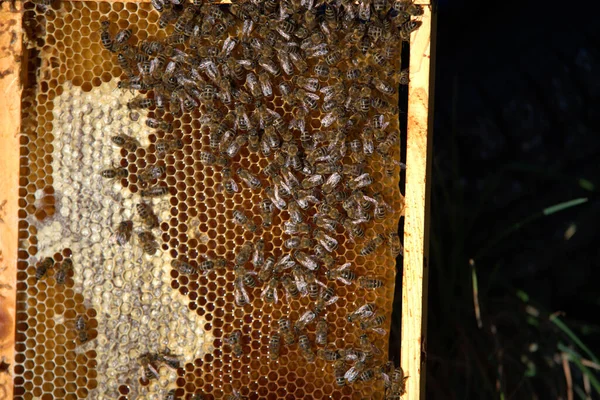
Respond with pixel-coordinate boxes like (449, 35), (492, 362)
(553, 319), (600, 364)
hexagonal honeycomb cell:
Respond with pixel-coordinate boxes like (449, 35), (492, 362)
(15, 1), (419, 399)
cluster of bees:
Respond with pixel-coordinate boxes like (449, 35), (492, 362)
(61, 0), (422, 397)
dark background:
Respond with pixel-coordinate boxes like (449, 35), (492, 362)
(423, 0), (600, 398)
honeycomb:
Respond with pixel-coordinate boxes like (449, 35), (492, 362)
(14, 1), (419, 399)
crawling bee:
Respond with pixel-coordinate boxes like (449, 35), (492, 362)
(261, 277), (280, 304)
(111, 134), (140, 152)
(281, 275), (301, 300)
(348, 303), (377, 323)
(359, 276), (385, 289)
(75, 315), (89, 344)
(269, 332), (281, 361)
(146, 118), (172, 132)
(334, 360), (347, 387)
(257, 255), (276, 283)
(278, 318), (295, 345)
(235, 243), (254, 267)
(345, 361), (366, 384)
(234, 266), (256, 306)
(35, 257), (54, 281)
(55, 258), (74, 285)
(313, 230), (338, 253)
(388, 231), (404, 257)
(232, 209), (257, 233)
(101, 165), (128, 180)
(136, 203), (159, 229)
(325, 262), (355, 285)
(298, 332), (316, 362)
(138, 165), (165, 184)
(318, 348), (341, 362)
(138, 231), (159, 255)
(360, 234), (386, 256)
(155, 137), (183, 154)
(114, 220), (134, 246)
(360, 314), (387, 335)
(225, 331), (243, 358)
(237, 168), (262, 190)
(315, 318), (329, 346)
(141, 185), (169, 198)
(127, 96), (156, 111)
(165, 389), (176, 400)
(171, 259), (196, 275)
(100, 20), (114, 52)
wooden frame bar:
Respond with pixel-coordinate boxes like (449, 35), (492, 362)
(0, 1), (435, 398)
(403, 2), (435, 399)
(0, 2), (23, 399)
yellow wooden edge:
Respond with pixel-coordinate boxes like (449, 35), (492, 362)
(0, 2), (23, 399)
(403, 3), (435, 400)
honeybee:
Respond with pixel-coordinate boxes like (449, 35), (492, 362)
(293, 250), (319, 271)
(111, 134), (140, 152)
(237, 168), (262, 190)
(400, 19), (422, 41)
(114, 220), (134, 246)
(261, 276), (280, 304)
(35, 257), (54, 281)
(348, 303), (377, 323)
(155, 137), (184, 154)
(259, 197), (273, 224)
(360, 314), (387, 335)
(139, 352), (161, 381)
(100, 20), (114, 52)
(171, 259), (196, 275)
(269, 333), (281, 361)
(257, 255), (275, 283)
(325, 263), (355, 285)
(359, 276), (385, 290)
(234, 266), (257, 306)
(165, 389), (176, 400)
(360, 234), (386, 256)
(388, 231), (404, 257)
(235, 243), (254, 267)
(141, 185), (169, 198)
(138, 231), (159, 255)
(136, 203), (159, 229)
(318, 348), (341, 361)
(55, 258), (74, 285)
(75, 315), (89, 344)
(345, 361), (366, 384)
(138, 165), (165, 183)
(232, 209), (257, 233)
(294, 332), (314, 362)
(198, 257), (224, 274)
(283, 236), (312, 250)
(225, 331), (243, 358)
(313, 214), (338, 233)
(360, 368), (376, 382)
(315, 318), (328, 346)
(388, 366), (409, 396)
(265, 186), (286, 211)
(281, 275), (301, 300)
(313, 230), (338, 253)
(334, 360), (347, 387)
(342, 218), (365, 242)
(278, 318), (296, 345)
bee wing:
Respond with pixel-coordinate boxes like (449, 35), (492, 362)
(336, 277), (352, 285)
(325, 295), (339, 306)
(371, 327), (387, 335)
(344, 365), (358, 381)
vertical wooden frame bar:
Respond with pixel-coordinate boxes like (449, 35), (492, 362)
(0, 2), (23, 399)
(403, 2), (435, 400)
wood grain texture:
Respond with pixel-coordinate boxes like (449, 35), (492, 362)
(0, 2), (23, 398)
(403, 3), (435, 400)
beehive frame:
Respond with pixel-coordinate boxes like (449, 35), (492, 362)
(0, 1), (434, 398)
